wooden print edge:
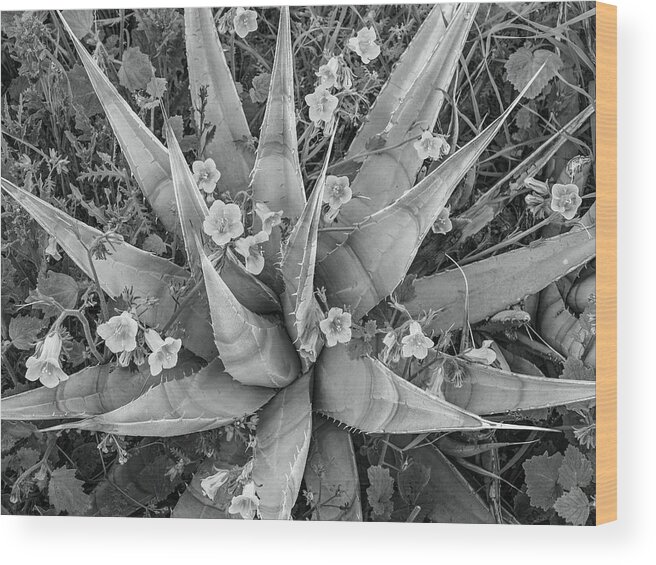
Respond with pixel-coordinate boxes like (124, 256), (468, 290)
(595, 1), (617, 525)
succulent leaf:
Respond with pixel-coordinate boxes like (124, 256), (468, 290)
(392, 437), (496, 524)
(200, 248), (300, 388)
(251, 6), (306, 273)
(458, 105), (595, 242)
(538, 283), (596, 367)
(184, 8), (254, 195)
(59, 12), (178, 231)
(436, 360), (596, 415)
(317, 70), (538, 320)
(280, 131), (336, 366)
(406, 227), (596, 333)
(342, 3), (478, 222)
(566, 272), (595, 314)
(164, 119), (210, 276)
(345, 3), (456, 160)
(252, 372), (312, 519)
(303, 415), (362, 521)
(44, 359), (275, 436)
(314, 345), (540, 434)
(1, 178), (217, 360)
(0, 353), (203, 421)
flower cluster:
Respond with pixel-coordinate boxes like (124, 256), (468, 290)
(305, 86), (339, 127)
(203, 200), (244, 246)
(381, 318), (436, 364)
(348, 27), (381, 64)
(143, 329), (182, 376)
(524, 176), (583, 220)
(319, 307), (352, 347)
(431, 207), (452, 235)
(254, 202), (283, 235)
(234, 231), (269, 275)
(233, 8), (258, 39)
(228, 481), (260, 519)
(316, 56), (353, 91)
(25, 332), (68, 388)
(96, 312), (181, 376)
(414, 131), (450, 161)
(192, 158), (221, 194)
(322, 175), (352, 222)
(401, 321), (434, 360)
(550, 183), (582, 220)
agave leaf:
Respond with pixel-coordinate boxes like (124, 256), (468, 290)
(280, 131), (336, 366)
(2, 178), (280, 359)
(456, 105), (595, 242)
(172, 486), (228, 519)
(538, 283), (595, 367)
(303, 415), (362, 521)
(341, 3), (478, 224)
(0, 352), (203, 421)
(89, 442), (179, 517)
(317, 71), (538, 320)
(164, 119), (210, 275)
(184, 8), (254, 195)
(252, 372), (312, 520)
(345, 4), (456, 159)
(59, 13), (178, 231)
(2, 178), (217, 359)
(435, 360), (595, 415)
(406, 226), (596, 334)
(392, 437), (496, 524)
(44, 359), (275, 436)
(200, 248), (300, 388)
(2, 179), (184, 319)
(314, 345), (540, 434)
(566, 272), (595, 314)
(172, 458), (236, 519)
(251, 6), (305, 272)
(220, 250), (282, 314)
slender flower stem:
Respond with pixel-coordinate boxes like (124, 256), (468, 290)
(84, 245), (111, 323)
(161, 278), (205, 334)
(52, 308), (105, 364)
(460, 213), (558, 266)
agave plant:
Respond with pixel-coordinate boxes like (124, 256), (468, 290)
(1, 5), (596, 521)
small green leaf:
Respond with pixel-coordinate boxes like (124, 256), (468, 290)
(142, 233), (167, 256)
(523, 451), (563, 510)
(4, 447), (40, 474)
(118, 47), (154, 92)
(146, 76), (167, 100)
(558, 445), (593, 490)
(398, 460), (431, 505)
(67, 64), (103, 117)
(8, 315), (44, 350)
(553, 487), (590, 526)
(37, 271), (79, 311)
(505, 47), (562, 99)
(561, 357), (595, 381)
(61, 10), (93, 39)
(366, 465), (394, 520)
(48, 467), (92, 515)
(1, 421), (37, 453)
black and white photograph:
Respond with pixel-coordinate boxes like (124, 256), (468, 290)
(1, 3), (601, 525)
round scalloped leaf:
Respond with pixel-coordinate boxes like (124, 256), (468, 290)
(553, 486), (590, 525)
(522, 451), (563, 510)
(558, 445), (593, 490)
(118, 46), (154, 92)
(505, 47), (562, 99)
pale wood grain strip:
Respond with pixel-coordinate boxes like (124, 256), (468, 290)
(595, 1), (617, 525)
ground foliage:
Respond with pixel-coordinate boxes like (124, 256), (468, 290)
(1, 3), (596, 523)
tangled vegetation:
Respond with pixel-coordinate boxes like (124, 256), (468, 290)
(1, 4), (596, 524)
